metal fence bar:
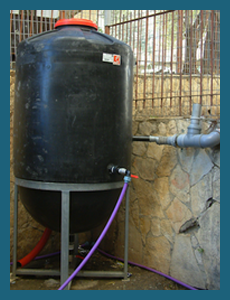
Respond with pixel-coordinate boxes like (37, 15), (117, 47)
(210, 10), (214, 107)
(143, 10), (149, 109)
(170, 11), (174, 108)
(110, 10), (176, 27)
(179, 10), (183, 115)
(10, 10), (220, 118)
(200, 10), (203, 106)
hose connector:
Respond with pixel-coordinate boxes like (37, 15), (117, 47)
(108, 165), (130, 176)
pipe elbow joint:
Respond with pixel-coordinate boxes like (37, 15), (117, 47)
(199, 130), (220, 148)
(177, 130), (220, 148)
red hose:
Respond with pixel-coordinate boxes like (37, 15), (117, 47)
(17, 228), (52, 268)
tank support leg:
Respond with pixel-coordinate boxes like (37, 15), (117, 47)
(60, 190), (71, 290)
(123, 185), (130, 281)
(12, 184), (18, 280)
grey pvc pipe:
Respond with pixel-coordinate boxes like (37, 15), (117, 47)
(132, 104), (220, 149)
(133, 130), (220, 149)
(176, 130), (220, 148)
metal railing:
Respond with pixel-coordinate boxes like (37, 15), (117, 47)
(109, 10), (220, 117)
(10, 10), (104, 68)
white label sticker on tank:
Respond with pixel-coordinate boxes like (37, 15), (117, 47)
(103, 53), (114, 63)
(102, 53), (121, 66)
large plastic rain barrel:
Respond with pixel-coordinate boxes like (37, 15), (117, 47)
(13, 19), (133, 233)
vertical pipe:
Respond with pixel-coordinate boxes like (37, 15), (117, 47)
(123, 186), (130, 280)
(200, 10), (203, 105)
(12, 184), (18, 279)
(61, 190), (70, 290)
(143, 10), (149, 109)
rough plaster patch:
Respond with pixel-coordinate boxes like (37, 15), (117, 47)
(196, 202), (220, 290)
(169, 164), (190, 203)
(166, 198), (193, 233)
(191, 172), (213, 217)
(153, 177), (172, 210)
(190, 149), (214, 186)
(156, 146), (177, 177)
(145, 235), (171, 274)
(170, 234), (206, 289)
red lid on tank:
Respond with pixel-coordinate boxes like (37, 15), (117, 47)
(54, 18), (98, 30)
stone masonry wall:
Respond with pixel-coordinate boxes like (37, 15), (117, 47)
(100, 112), (220, 290)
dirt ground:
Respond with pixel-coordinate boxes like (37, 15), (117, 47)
(10, 250), (189, 290)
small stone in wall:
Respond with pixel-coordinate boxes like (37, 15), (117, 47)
(139, 121), (157, 135)
(146, 143), (163, 162)
(158, 122), (167, 136)
(132, 142), (146, 156)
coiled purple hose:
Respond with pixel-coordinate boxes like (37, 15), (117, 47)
(58, 181), (129, 290)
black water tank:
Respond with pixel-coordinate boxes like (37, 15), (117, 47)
(13, 19), (133, 233)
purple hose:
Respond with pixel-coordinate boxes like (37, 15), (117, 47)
(97, 248), (198, 290)
(58, 182), (129, 290)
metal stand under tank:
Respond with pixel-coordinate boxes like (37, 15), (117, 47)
(12, 178), (130, 290)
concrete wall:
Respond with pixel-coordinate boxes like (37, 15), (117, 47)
(10, 70), (220, 289)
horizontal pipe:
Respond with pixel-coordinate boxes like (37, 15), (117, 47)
(133, 130), (220, 148)
(132, 136), (151, 142)
(177, 130), (220, 148)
